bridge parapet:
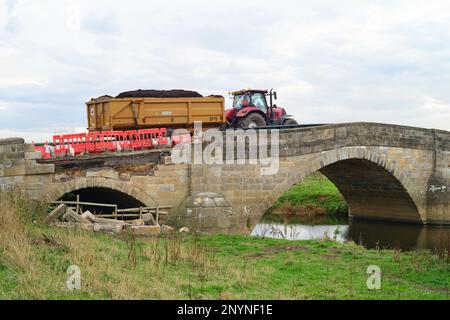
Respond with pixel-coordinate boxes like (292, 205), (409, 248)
(0, 138), (54, 198)
(275, 122), (436, 156)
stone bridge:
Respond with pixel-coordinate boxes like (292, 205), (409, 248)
(0, 122), (449, 234)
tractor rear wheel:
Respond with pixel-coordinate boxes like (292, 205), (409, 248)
(283, 118), (298, 126)
(237, 113), (267, 129)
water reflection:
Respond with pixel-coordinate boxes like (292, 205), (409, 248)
(252, 214), (450, 253)
(349, 219), (450, 252)
(252, 223), (349, 243)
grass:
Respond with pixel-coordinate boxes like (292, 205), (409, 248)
(0, 191), (449, 300)
(270, 172), (348, 219)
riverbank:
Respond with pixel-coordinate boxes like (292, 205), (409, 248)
(269, 173), (348, 223)
(0, 192), (448, 299)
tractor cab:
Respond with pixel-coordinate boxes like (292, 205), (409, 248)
(232, 89), (270, 114)
(225, 89), (297, 129)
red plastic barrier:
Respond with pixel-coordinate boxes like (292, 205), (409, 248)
(34, 144), (52, 159)
(53, 133), (89, 155)
(138, 128), (166, 149)
(49, 128), (171, 157)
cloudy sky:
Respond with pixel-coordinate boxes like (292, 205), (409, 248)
(1, 0), (449, 141)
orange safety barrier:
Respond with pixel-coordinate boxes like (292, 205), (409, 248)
(41, 128), (170, 157)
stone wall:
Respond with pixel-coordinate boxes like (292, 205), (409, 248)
(0, 138), (54, 198)
(183, 123), (449, 231)
(426, 130), (450, 223)
(188, 146), (434, 232)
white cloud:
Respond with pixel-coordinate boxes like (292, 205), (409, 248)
(0, 0), (449, 141)
(65, 4), (81, 31)
(422, 97), (450, 111)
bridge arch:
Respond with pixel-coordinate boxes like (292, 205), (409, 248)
(44, 177), (157, 208)
(261, 147), (423, 224)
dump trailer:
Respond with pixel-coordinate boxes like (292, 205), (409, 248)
(86, 90), (225, 132)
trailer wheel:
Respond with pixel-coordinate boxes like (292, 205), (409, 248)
(237, 113), (266, 129)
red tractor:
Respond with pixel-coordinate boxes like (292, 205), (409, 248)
(224, 89), (298, 129)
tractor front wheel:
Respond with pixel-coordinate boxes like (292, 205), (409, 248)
(237, 113), (267, 129)
(283, 118), (298, 126)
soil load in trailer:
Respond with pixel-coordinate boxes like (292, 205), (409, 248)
(115, 89), (204, 98)
(87, 89), (225, 132)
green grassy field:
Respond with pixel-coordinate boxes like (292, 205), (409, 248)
(0, 192), (448, 300)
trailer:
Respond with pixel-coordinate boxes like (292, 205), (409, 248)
(86, 90), (225, 132)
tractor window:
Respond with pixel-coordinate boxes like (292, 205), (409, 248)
(233, 93), (251, 110)
(252, 93), (268, 112)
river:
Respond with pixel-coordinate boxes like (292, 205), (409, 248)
(252, 214), (450, 253)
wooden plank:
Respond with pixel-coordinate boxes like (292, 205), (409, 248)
(76, 195), (80, 214)
(63, 208), (91, 224)
(81, 210), (96, 222)
(93, 223), (123, 234)
(93, 217), (125, 226)
(49, 202), (172, 212)
(51, 222), (94, 231)
(95, 213), (141, 218)
(156, 207), (159, 224)
(142, 213), (157, 226)
(49, 200), (117, 208)
(116, 206), (172, 213)
(45, 204), (67, 224)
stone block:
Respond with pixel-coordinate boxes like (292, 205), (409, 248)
(24, 144), (36, 152)
(217, 215), (231, 229)
(25, 151), (42, 160)
(93, 223), (123, 234)
(12, 144), (25, 152)
(3, 165), (26, 177)
(86, 169), (118, 180)
(129, 225), (161, 236)
(163, 156), (173, 165)
(130, 176), (151, 184)
(213, 197), (230, 207)
(0, 145), (11, 153)
(24, 174), (52, 184)
(25, 164), (55, 175)
(4, 152), (25, 160)
(159, 184), (175, 192)
(0, 137), (24, 146)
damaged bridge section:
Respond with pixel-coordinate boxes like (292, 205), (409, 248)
(1, 122), (449, 234)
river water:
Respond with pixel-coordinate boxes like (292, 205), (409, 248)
(252, 215), (450, 253)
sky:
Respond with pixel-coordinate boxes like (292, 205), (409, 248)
(0, 0), (450, 142)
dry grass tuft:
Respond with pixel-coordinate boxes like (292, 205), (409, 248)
(0, 192), (34, 271)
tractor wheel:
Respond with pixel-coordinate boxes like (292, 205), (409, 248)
(237, 113), (267, 129)
(283, 118), (298, 126)
(218, 122), (231, 131)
